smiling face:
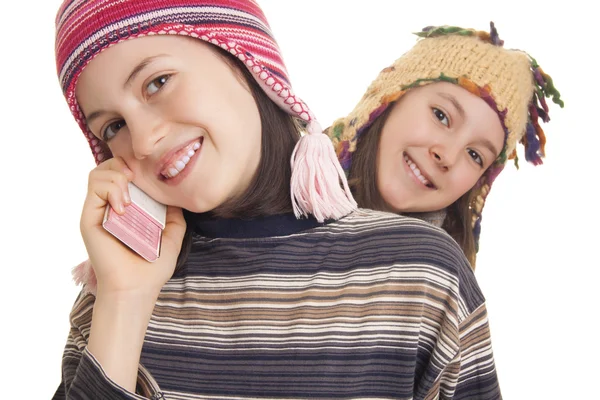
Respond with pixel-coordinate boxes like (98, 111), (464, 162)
(376, 81), (505, 213)
(75, 35), (262, 213)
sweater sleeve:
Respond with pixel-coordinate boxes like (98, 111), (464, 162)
(409, 225), (502, 400)
(52, 291), (163, 400)
(412, 302), (501, 400)
(450, 303), (502, 399)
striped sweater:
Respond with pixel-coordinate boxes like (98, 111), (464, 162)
(53, 209), (501, 399)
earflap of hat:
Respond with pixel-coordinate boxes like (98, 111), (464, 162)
(65, 85), (113, 163)
(469, 161), (505, 254)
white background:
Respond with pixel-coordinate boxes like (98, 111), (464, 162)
(1, 1), (597, 398)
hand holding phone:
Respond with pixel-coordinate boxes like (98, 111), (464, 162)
(79, 157), (186, 297)
(103, 182), (166, 262)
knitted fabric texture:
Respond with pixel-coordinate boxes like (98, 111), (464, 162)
(329, 22), (563, 251)
(55, 0), (356, 223)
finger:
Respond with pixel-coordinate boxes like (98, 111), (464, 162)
(79, 181), (126, 241)
(109, 158), (134, 203)
(82, 180), (129, 228)
(88, 169), (132, 205)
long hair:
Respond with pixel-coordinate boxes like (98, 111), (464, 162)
(441, 191), (477, 267)
(348, 107), (394, 213)
(176, 47), (302, 269)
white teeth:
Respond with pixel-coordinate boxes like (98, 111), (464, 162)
(404, 154), (432, 187)
(162, 139), (202, 179)
(175, 160), (186, 171)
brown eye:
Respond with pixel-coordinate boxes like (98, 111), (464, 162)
(103, 119), (126, 141)
(467, 149), (483, 167)
(146, 75), (170, 95)
(432, 108), (449, 127)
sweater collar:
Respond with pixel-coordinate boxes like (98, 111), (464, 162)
(186, 211), (326, 239)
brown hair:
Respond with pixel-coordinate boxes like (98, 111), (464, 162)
(348, 106), (394, 213)
(348, 103), (478, 267)
(209, 49), (301, 219)
(176, 46), (302, 268)
(441, 191), (477, 267)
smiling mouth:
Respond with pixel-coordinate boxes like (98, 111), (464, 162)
(403, 153), (436, 189)
(161, 137), (204, 179)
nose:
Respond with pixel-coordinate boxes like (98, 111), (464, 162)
(430, 143), (460, 171)
(127, 108), (167, 160)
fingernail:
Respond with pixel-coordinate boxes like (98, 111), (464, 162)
(124, 192), (131, 204)
(123, 166), (133, 178)
(118, 203), (125, 213)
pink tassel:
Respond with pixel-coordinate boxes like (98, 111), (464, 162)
(72, 259), (97, 295)
(290, 120), (357, 222)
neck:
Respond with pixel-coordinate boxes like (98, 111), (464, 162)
(403, 209), (447, 228)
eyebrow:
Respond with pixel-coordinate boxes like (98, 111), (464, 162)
(84, 55), (167, 125)
(480, 138), (501, 159)
(437, 92), (465, 119)
(124, 55), (167, 88)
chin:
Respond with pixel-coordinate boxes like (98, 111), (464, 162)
(381, 192), (410, 213)
(386, 199), (429, 214)
(186, 201), (216, 214)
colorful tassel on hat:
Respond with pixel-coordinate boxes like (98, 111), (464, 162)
(291, 120), (357, 222)
(519, 55), (564, 166)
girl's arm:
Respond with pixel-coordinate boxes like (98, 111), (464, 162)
(52, 292), (162, 400)
(62, 157), (185, 395)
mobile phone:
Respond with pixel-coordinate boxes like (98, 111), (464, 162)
(102, 182), (167, 262)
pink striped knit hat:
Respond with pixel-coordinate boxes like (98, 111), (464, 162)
(55, 0), (356, 222)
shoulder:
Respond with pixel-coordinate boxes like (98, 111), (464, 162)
(332, 208), (451, 233)
(324, 209), (486, 314)
(327, 208), (466, 260)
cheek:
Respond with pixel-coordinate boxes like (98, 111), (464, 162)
(229, 105), (261, 159)
(234, 99), (262, 162)
(379, 124), (401, 150)
(106, 135), (134, 159)
(452, 167), (482, 196)
(375, 146), (388, 189)
(376, 153), (399, 200)
(218, 113), (261, 183)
